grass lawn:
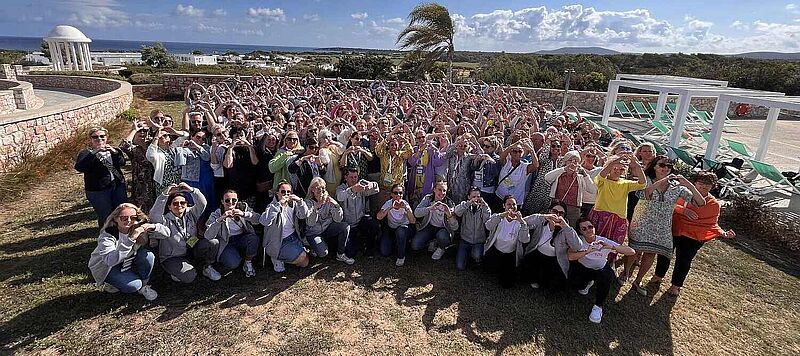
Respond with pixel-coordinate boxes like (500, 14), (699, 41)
(0, 111), (798, 355)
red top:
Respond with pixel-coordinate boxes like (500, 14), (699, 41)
(672, 195), (725, 242)
(554, 172), (580, 207)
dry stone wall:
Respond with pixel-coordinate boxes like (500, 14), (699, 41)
(0, 75), (132, 171)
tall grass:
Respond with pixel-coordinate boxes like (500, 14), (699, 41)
(0, 118), (129, 202)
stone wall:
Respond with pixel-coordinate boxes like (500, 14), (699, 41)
(132, 84), (167, 100)
(0, 79), (43, 112)
(0, 75), (132, 171)
(0, 91), (15, 114)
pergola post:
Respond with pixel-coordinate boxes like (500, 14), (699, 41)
(704, 98), (731, 161)
(654, 92), (668, 121)
(83, 43), (92, 70)
(668, 94), (692, 148)
(755, 107), (781, 161)
(601, 81), (619, 125)
(69, 43), (79, 71)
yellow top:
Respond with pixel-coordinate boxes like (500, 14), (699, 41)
(593, 175), (646, 218)
(376, 140), (413, 187)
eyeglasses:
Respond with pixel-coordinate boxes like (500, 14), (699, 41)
(90, 135), (106, 140)
(279, 189), (292, 195)
(224, 198), (238, 204)
(191, 120), (202, 125)
(117, 215), (139, 222)
(286, 137), (298, 141)
(658, 162), (674, 168)
(392, 191), (403, 196)
(550, 209), (565, 216)
(482, 144), (493, 149)
(171, 201), (188, 207)
(580, 225), (594, 231)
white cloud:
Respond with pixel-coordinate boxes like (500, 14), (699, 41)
(247, 7), (287, 23)
(368, 20), (397, 35)
(787, 3), (800, 13)
(212, 9), (227, 17)
(303, 13), (320, 22)
(195, 23), (223, 34)
(351, 12), (368, 20)
(384, 17), (405, 25)
(64, 0), (130, 28)
(731, 20), (749, 30)
(175, 4), (203, 17)
(232, 28), (265, 36)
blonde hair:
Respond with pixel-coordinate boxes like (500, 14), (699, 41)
(309, 177), (327, 199)
(88, 126), (108, 138)
(149, 109), (164, 120)
(101, 203), (148, 232)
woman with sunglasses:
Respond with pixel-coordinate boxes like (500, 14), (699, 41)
(318, 129), (346, 196)
(254, 131), (278, 212)
(269, 130), (304, 191)
(407, 130), (447, 207)
(484, 195), (529, 288)
(288, 137), (328, 198)
(377, 183), (416, 266)
(305, 177), (349, 259)
(472, 136), (502, 212)
(149, 183), (221, 283)
(120, 120), (156, 212)
(339, 131), (373, 181)
(523, 138), (566, 215)
(412, 180), (460, 260)
(625, 156), (706, 295)
(522, 202), (580, 291)
(569, 217), (636, 323)
(76, 127), (128, 227)
(544, 150), (597, 226)
(651, 171), (736, 296)
(88, 203), (168, 301)
(260, 181), (310, 272)
(205, 190), (262, 278)
(177, 129), (215, 212)
(146, 127), (183, 199)
(454, 187), (492, 270)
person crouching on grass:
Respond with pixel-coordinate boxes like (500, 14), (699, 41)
(149, 183), (222, 283)
(411, 180), (459, 260)
(376, 183), (416, 266)
(205, 189), (261, 278)
(88, 203), (168, 301)
(260, 181), (310, 272)
(484, 195), (529, 288)
(453, 187), (492, 270)
(569, 217), (636, 324)
(305, 177), (350, 260)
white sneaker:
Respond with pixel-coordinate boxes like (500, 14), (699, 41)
(102, 283), (119, 293)
(272, 258), (285, 273)
(589, 305), (603, 323)
(579, 281), (595, 295)
(395, 257), (405, 267)
(203, 265), (222, 281)
(530, 283), (540, 289)
(243, 261), (256, 278)
(137, 285), (158, 301)
(337, 253), (355, 265)
(431, 248), (445, 260)
(170, 274), (181, 282)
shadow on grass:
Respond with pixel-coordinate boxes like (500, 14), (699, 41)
(313, 252), (677, 355)
(0, 227), (96, 255)
(718, 237), (800, 278)
(21, 203), (93, 233)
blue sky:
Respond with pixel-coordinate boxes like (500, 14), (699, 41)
(1, 1), (799, 53)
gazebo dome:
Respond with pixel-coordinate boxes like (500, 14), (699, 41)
(45, 25), (92, 43)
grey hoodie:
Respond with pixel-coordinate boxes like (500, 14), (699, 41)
(484, 213), (531, 266)
(304, 198), (344, 236)
(87, 224), (170, 287)
(522, 214), (582, 278)
(259, 198), (310, 264)
(205, 203), (261, 260)
(454, 201), (491, 244)
(414, 194), (459, 233)
(148, 188), (207, 261)
(336, 181), (379, 226)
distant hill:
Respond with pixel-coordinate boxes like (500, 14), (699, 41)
(533, 47), (620, 55)
(729, 52), (800, 60)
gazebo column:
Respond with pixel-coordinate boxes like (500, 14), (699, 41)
(69, 43), (80, 71)
(63, 42), (73, 70)
(704, 97), (731, 162)
(83, 43), (92, 70)
(49, 41), (60, 70)
(668, 95), (692, 149)
(80, 43), (89, 70)
(75, 42), (84, 70)
(654, 91), (668, 121)
(601, 81), (619, 125)
(755, 107), (781, 161)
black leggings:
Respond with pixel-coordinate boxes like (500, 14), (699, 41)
(654, 235), (705, 288)
(485, 246), (517, 289)
(569, 262), (615, 307)
(523, 250), (567, 290)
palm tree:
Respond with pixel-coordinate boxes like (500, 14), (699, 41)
(396, 3), (455, 82)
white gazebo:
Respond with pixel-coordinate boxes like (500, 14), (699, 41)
(44, 25), (93, 71)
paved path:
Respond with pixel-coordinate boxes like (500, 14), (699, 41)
(34, 88), (96, 107)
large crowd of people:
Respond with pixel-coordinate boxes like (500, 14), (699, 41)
(82, 75), (735, 324)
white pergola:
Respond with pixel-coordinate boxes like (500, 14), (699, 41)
(705, 94), (800, 162)
(615, 74), (728, 87)
(601, 79), (785, 148)
(44, 25), (93, 71)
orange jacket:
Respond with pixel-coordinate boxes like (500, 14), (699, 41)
(672, 195), (725, 242)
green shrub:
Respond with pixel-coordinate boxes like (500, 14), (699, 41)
(720, 194), (800, 258)
(128, 73), (163, 85)
(117, 107), (139, 121)
(27, 71), (126, 81)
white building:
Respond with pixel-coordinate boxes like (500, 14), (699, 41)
(24, 52), (51, 65)
(171, 54), (218, 66)
(90, 52), (142, 66)
(44, 25), (92, 71)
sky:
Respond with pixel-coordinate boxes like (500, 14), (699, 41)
(1, 0), (799, 54)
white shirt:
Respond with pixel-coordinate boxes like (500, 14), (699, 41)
(281, 204), (295, 238)
(578, 236), (619, 270)
(428, 201), (446, 228)
(381, 199), (411, 228)
(536, 227), (556, 257)
(493, 218), (521, 253)
(496, 160), (529, 203)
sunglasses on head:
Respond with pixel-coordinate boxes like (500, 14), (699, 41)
(224, 198), (238, 204)
(118, 215), (139, 222)
(658, 162), (674, 168)
(550, 208), (565, 216)
(172, 201), (187, 207)
(91, 135), (106, 139)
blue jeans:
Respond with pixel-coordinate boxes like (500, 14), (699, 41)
(380, 225), (413, 259)
(307, 221), (350, 258)
(103, 248), (155, 293)
(218, 233), (260, 271)
(411, 225), (451, 251)
(456, 241), (485, 270)
(277, 233), (305, 263)
(86, 181), (127, 227)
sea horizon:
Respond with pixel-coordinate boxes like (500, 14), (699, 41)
(0, 36), (324, 54)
